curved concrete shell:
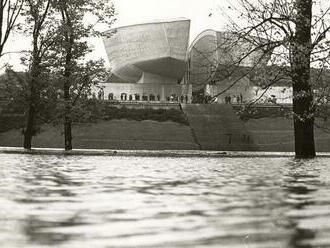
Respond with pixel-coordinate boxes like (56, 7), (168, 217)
(103, 18), (190, 84)
(188, 30), (270, 90)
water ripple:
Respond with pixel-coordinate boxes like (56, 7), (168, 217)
(0, 154), (330, 247)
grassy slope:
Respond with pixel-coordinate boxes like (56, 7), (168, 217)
(182, 104), (257, 151)
(245, 117), (330, 152)
(1, 115), (329, 152)
(0, 119), (199, 150)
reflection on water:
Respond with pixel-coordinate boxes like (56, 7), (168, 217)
(0, 154), (330, 247)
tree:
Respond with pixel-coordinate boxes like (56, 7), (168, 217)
(216, 0), (330, 158)
(0, 0), (24, 59)
(52, 0), (115, 150)
(291, 0), (315, 158)
(21, 0), (57, 149)
(0, 69), (28, 114)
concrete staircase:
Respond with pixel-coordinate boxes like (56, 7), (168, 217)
(181, 104), (257, 151)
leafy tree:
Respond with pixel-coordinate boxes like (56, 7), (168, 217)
(0, 69), (28, 113)
(52, 0), (115, 150)
(21, 0), (58, 149)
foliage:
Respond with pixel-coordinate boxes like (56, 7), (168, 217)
(48, 0), (115, 150)
(2, 0), (115, 149)
(0, 114), (24, 132)
(86, 102), (189, 126)
(233, 105), (292, 121)
(0, 69), (27, 113)
(49, 60), (110, 122)
(18, 0), (60, 147)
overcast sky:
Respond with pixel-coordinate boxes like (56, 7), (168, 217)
(1, 0), (229, 71)
(1, 0), (330, 71)
(112, 0), (226, 37)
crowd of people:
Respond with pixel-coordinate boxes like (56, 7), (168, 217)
(96, 90), (252, 105)
(225, 94), (243, 104)
(97, 91), (190, 103)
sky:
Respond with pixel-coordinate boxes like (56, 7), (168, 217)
(1, 0), (229, 71)
(112, 0), (226, 38)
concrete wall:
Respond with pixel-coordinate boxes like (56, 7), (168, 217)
(137, 72), (177, 85)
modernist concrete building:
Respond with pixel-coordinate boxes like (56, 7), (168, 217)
(101, 18), (192, 103)
(186, 30), (287, 104)
(100, 20), (292, 105)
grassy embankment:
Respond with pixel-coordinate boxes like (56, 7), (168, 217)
(234, 105), (330, 152)
(1, 103), (330, 152)
(0, 106), (198, 150)
(245, 117), (330, 152)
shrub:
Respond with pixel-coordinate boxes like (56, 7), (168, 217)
(96, 103), (189, 125)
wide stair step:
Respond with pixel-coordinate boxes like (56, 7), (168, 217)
(182, 104), (257, 151)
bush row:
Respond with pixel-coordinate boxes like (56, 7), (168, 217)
(233, 105), (292, 121)
(98, 104), (189, 125)
(0, 115), (25, 133)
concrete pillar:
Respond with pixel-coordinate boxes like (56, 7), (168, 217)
(205, 84), (211, 95)
(161, 85), (165, 102)
(188, 84), (193, 103)
(181, 84), (185, 96)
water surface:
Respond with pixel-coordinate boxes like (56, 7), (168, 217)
(0, 154), (330, 248)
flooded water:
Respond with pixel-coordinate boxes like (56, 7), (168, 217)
(0, 154), (330, 248)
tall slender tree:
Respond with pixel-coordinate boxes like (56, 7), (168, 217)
(53, 0), (115, 150)
(22, 0), (57, 149)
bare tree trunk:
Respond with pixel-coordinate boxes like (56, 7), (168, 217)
(61, 3), (74, 151)
(23, 95), (35, 149)
(291, 0), (315, 158)
(63, 35), (73, 151)
(23, 56), (40, 149)
(64, 79), (72, 150)
(63, 36), (73, 150)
